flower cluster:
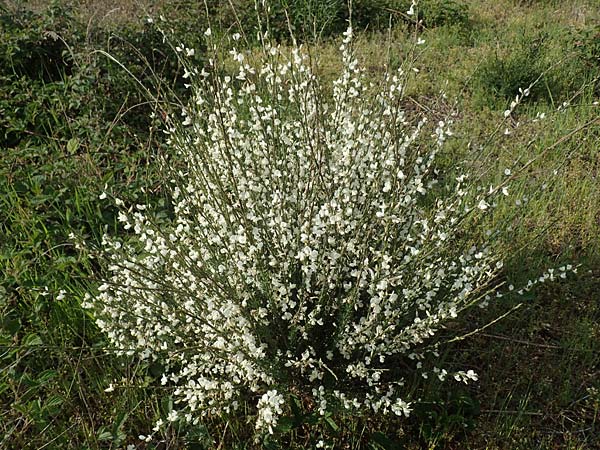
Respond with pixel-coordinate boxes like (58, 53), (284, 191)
(89, 27), (526, 434)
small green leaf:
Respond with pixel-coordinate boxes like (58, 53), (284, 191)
(161, 395), (173, 416)
(23, 333), (42, 346)
(97, 429), (113, 441)
(36, 369), (58, 384)
(43, 394), (64, 416)
(113, 410), (129, 435)
(324, 415), (339, 432)
(66, 138), (79, 154)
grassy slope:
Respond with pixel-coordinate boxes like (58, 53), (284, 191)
(1, 0), (599, 448)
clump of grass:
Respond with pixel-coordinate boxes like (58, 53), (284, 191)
(472, 31), (561, 107)
(472, 20), (599, 109)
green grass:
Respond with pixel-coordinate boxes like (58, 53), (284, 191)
(1, 0), (599, 448)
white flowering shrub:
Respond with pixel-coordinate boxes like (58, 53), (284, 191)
(87, 27), (560, 436)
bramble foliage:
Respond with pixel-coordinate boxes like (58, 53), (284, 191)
(0, 4), (174, 447)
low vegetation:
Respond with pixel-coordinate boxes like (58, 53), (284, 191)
(1, 0), (598, 449)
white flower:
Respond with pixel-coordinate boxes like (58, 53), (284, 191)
(152, 418), (163, 431)
(256, 390), (285, 434)
(391, 399), (412, 417)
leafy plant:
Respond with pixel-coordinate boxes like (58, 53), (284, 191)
(0, 2), (76, 81)
(0, 2), (173, 448)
